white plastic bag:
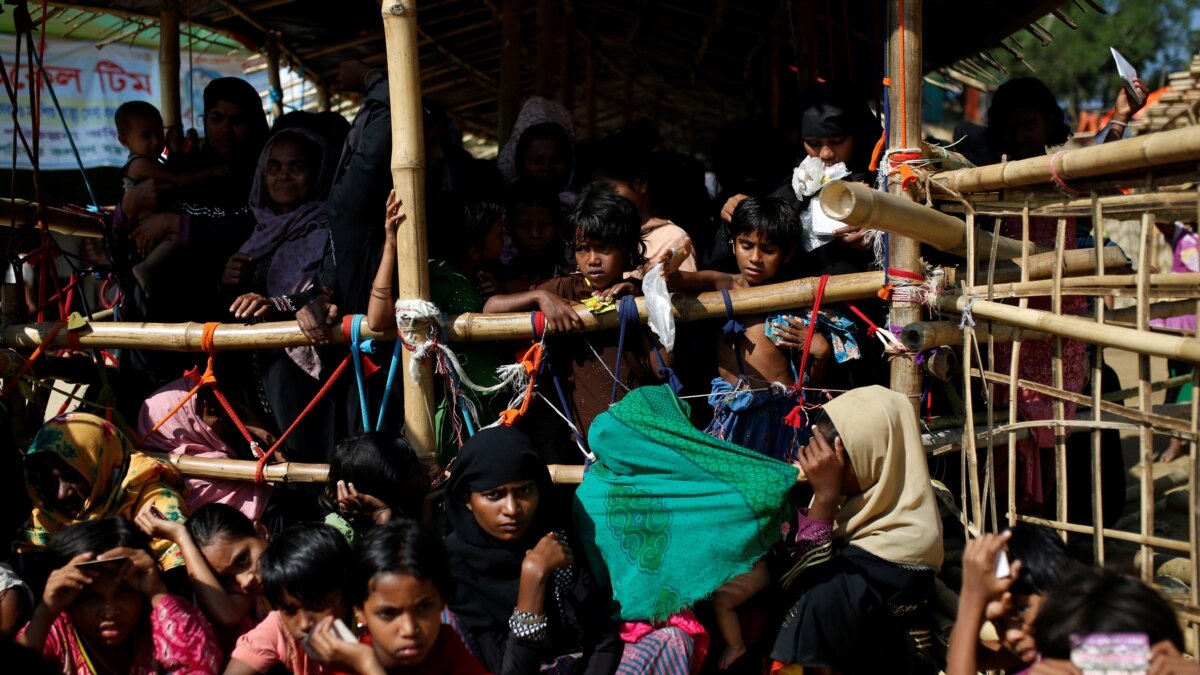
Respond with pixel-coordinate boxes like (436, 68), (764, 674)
(642, 263), (676, 352)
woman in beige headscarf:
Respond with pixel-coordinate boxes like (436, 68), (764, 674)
(769, 385), (944, 675)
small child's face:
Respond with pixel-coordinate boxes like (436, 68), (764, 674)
(510, 203), (559, 258)
(574, 236), (626, 291)
(200, 534), (268, 598)
(119, 115), (164, 158)
(997, 592), (1044, 664)
(519, 137), (569, 189)
(278, 589), (346, 641)
(70, 571), (144, 648)
(733, 230), (792, 286)
(362, 573), (443, 669)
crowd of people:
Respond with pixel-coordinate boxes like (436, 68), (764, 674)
(1, 56), (1197, 675)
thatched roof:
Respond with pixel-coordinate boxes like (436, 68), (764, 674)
(28, 0), (1077, 149)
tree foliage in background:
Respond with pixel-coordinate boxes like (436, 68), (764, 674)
(995, 0), (1200, 118)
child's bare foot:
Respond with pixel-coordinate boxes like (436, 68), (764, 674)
(718, 643), (746, 669)
(1157, 438), (1187, 463)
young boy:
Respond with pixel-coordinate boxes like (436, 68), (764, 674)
(501, 176), (567, 293)
(484, 185), (668, 462)
(114, 101), (227, 294)
(227, 522), (352, 675)
(663, 196), (829, 460)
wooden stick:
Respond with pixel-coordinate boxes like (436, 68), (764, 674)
(382, 0), (435, 461)
(0, 199), (105, 238)
(903, 321), (1046, 351)
(158, 0), (182, 133)
(821, 181), (1040, 260)
(265, 32), (284, 120)
(933, 125), (1200, 194)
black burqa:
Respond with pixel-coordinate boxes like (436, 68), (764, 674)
(444, 426), (622, 675)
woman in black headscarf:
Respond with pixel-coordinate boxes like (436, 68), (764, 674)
(445, 426), (623, 675)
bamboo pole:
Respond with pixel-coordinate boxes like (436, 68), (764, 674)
(265, 32), (284, 120)
(497, 0), (520, 146)
(158, 0), (182, 136)
(887, 0), (924, 414)
(0, 199), (105, 238)
(821, 181), (1039, 260)
(932, 125), (1200, 195)
(938, 296), (1200, 364)
(381, 0), (435, 461)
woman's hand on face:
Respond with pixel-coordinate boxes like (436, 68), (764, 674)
(959, 531), (1021, 606)
(296, 294), (339, 345)
(536, 290), (584, 334)
(229, 293), (272, 320)
(720, 194), (749, 224)
(306, 616), (381, 673)
(384, 189), (405, 239)
(108, 547), (167, 601)
(797, 427), (846, 507)
(336, 480), (392, 524)
(134, 507), (187, 543)
(1150, 640), (1200, 675)
(42, 553), (98, 615)
(221, 253), (254, 289)
(523, 532), (573, 577)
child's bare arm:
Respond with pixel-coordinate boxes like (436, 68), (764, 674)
(126, 157), (225, 187)
(664, 268), (737, 292)
(366, 191), (402, 332)
(484, 290), (584, 335)
(713, 559), (770, 610)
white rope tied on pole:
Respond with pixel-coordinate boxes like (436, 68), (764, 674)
(393, 299), (529, 395)
(958, 297), (977, 330)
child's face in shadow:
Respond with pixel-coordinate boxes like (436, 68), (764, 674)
(278, 589), (346, 642)
(200, 533), (268, 598)
(70, 570), (144, 648)
(361, 573), (443, 670)
(520, 137), (569, 190)
(120, 116), (165, 158)
(510, 203), (559, 258)
(996, 592), (1044, 664)
(574, 236), (626, 291)
(733, 230), (792, 286)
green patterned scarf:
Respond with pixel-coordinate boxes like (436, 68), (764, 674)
(574, 384), (798, 621)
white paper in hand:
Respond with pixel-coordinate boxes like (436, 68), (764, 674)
(643, 263), (676, 352)
(1110, 47), (1142, 107)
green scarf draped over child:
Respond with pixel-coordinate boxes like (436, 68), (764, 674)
(574, 384), (798, 622)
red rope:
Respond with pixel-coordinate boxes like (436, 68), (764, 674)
(795, 275), (830, 390)
(255, 354), (352, 481)
(844, 302), (882, 337)
(5, 318), (67, 399)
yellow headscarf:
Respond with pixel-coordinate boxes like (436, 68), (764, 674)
(823, 386), (944, 570)
(17, 412), (188, 570)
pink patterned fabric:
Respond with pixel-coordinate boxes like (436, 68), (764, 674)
(25, 593), (221, 674)
(137, 377), (271, 521)
(619, 609), (710, 674)
(992, 216), (1088, 510)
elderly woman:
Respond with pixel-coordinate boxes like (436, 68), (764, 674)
(14, 413), (189, 576)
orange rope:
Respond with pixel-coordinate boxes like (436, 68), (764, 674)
(6, 319), (68, 400)
(868, 129), (887, 171)
(498, 342), (545, 427)
(255, 353), (352, 481)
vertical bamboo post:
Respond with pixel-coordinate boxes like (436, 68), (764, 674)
(559, 6), (575, 114)
(498, 0), (521, 146)
(535, 0), (557, 99)
(158, 0), (182, 137)
(1008, 208), (1030, 527)
(1137, 212), (1155, 582)
(265, 32), (284, 119)
(1052, 218), (1068, 542)
(585, 42), (597, 139)
(887, 0), (923, 409)
(381, 0), (435, 461)
(960, 209), (983, 531)
(1091, 195), (1107, 564)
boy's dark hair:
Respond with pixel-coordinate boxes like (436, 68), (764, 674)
(186, 503), (257, 549)
(728, 196), (799, 250)
(428, 196), (504, 264)
(260, 522), (351, 608)
(1034, 566), (1184, 659)
(985, 77), (1071, 153)
(49, 516), (152, 569)
(506, 177), (563, 218)
(1007, 524), (1075, 596)
(566, 184), (646, 268)
(346, 518), (451, 608)
(329, 432), (427, 520)
(114, 101), (162, 135)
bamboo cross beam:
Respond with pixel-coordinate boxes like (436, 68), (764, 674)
(963, 274), (1200, 301)
(938, 295), (1200, 364)
(819, 181), (1041, 260)
(931, 124), (1200, 194)
(0, 249), (1132, 352)
(0, 199), (106, 238)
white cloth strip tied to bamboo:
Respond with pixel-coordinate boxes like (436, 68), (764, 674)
(393, 299), (528, 395)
